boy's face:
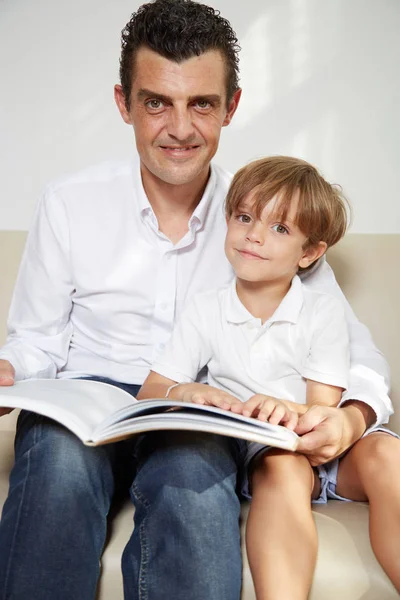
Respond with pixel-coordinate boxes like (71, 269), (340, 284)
(225, 190), (318, 286)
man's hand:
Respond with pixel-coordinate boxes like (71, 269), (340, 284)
(171, 383), (242, 411)
(295, 402), (374, 466)
(0, 359), (15, 417)
(231, 394), (298, 430)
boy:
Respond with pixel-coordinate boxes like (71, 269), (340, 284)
(138, 155), (400, 599)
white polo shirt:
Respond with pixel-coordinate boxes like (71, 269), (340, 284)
(152, 275), (349, 404)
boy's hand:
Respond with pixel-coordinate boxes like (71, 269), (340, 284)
(231, 394), (298, 430)
(0, 359), (15, 417)
(171, 383), (242, 411)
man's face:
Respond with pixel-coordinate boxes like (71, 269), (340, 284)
(115, 47), (241, 188)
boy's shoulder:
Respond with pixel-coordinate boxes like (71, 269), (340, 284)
(301, 282), (345, 318)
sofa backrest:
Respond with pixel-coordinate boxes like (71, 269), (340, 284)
(0, 232), (399, 433)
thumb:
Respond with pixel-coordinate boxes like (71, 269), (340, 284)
(0, 360), (15, 386)
(295, 405), (324, 436)
(296, 428), (326, 453)
(0, 374), (14, 387)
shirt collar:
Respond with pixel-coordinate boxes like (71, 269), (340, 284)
(225, 275), (304, 325)
(131, 156), (217, 227)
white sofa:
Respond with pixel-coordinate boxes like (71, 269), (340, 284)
(0, 231), (399, 599)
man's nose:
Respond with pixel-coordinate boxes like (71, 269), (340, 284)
(166, 107), (196, 142)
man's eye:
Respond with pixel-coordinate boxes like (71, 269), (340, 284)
(237, 214), (251, 223)
(196, 100), (211, 109)
(272, 224), (289, 234)
(146, 99), (164, 110)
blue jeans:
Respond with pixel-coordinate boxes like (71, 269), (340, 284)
(0, 377), (244, 599)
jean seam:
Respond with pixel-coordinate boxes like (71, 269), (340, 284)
(3, 419), (40, 600)
(131, 482), (150, 600)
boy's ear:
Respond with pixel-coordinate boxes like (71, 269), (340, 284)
(298, 241), (327, 269)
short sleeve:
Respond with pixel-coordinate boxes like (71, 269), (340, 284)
(301, 294), (350, 390)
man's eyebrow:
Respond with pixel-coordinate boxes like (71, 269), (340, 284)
(188, 94), (222, 106)
(137, 89), (222, 106)
(137, 89), (173, 103)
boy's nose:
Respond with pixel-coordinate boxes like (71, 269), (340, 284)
(245, 222), (265, 244)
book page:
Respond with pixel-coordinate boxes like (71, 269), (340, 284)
(92, 403), (298, 450)
(0, 379), (136, 442)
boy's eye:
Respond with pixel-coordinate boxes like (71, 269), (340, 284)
(236, 214), (252, 223)
(272, 224), (289, 234)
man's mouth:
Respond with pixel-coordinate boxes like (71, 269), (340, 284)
(159, 145), (200, 153)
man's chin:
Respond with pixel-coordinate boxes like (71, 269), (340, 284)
(143, 161), (210, 187)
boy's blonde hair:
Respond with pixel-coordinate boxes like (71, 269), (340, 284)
(225, 156), (350, 251)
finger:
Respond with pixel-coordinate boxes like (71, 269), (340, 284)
(242, 395), (265, 418)
(295, 406), (325, 436)
(230, 402), (244, 414)
(0, 375), (14, 386)
(281, 410), (298, 431)
(255, 398), (279, 421)
(190, 394), (207, 405)
(296, 427), (334, 455)
(264, 403), (287, 425)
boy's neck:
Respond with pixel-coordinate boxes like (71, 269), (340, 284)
(235, 278), (292, 323)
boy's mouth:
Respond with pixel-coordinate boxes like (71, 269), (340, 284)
(237, 249), (267, 260)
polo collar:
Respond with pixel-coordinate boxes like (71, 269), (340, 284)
(225, 275), (304, 325)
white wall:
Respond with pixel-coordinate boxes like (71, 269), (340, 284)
(0, 0), (399, 232)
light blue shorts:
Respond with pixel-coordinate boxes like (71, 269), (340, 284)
(242, 426), (399, 503)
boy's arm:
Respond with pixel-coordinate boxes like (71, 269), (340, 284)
(279, 380), (344, 416)
(137, 371), (242, 409)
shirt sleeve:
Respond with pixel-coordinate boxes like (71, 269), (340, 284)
(300, 257), (392, 426)
(301, 294), (349, 390)
(151, 294), (213, 383)
(0, 187), (74, 380)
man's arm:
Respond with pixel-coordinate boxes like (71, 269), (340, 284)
(0, 187), (74, 382)
(301, 257), (392, 427)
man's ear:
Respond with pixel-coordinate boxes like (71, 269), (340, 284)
(222, 88), (242, 127)
(114, 84), (132, 125)
(298, 241), (327, 269)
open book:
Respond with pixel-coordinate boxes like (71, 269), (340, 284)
(0, 378), (298, 451)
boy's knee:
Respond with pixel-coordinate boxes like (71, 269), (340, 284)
(251, 450), (312, 487)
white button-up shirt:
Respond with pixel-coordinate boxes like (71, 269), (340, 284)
(152, 275), (350, 404)
(0, 158), (393, 426)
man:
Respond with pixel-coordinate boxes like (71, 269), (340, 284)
(0, 1), (392, 599)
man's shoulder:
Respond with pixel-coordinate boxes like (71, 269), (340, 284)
(301, 282), (344, 318)
(44, 159), (135, 197)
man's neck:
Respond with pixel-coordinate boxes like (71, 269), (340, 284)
(140, 164), (211, 245)
(236, 278), (292, 324)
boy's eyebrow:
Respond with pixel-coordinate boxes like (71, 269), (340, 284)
(137, 88), (222, 106)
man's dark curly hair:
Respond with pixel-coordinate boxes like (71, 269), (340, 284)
(119, 0), (241, 110)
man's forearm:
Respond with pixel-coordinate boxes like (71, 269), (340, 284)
(341, 400), (376, 444)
